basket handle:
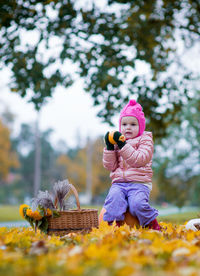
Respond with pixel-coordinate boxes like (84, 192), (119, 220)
(70, 184), (81, 211)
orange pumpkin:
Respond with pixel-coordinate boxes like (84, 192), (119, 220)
(99, 207), (139, 228)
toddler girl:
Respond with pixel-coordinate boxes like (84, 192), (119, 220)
(103, 99), (160, 230)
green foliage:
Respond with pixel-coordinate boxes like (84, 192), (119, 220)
(37, 216), (49, 234)
(24, 211), (34, 229)
(153, 91), (200, 207)
(11, 123), (60, 198)
(22, 205), (52, 234)
(0, 0), (73, 109)
(52, 210), (60, 218)
(1, 0), (199, 138)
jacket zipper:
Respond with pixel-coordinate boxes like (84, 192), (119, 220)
(123, 160), (126, 179)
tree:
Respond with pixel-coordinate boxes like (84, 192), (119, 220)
(91, 138), (110, 197)
(1, 0), (199, 138)
(57, 152), (87, 193)
(56, 137), (110, 197)
(12, 123), (60, 197)
(0, 119), (19, 180)
(153, 91), (200, 207)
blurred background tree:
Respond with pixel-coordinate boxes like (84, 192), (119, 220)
(153, 89), (200, 208)
(0, 113), (110, 203)
(0, 118), (63, 203)
(0, 116), (20, 203)
(12, 124), (61, 196)
(56, 137), (110, 200)
(1, 0), (199, 138)
(0, 0), (199, 207)
(0, 105), (199, 206)
(0, 119), (19, 181)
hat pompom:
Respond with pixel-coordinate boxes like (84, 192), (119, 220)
(129, 99), (136, 106)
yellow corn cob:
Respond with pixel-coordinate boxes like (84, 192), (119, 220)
(108, 131), (126, 145)
(108, 131), (116, 144)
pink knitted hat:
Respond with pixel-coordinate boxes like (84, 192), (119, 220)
(119, 99), (146, 137)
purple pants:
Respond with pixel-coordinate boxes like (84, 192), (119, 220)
(103, 182), (158, 227)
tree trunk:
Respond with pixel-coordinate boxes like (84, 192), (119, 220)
(33, 112), (41, 197)
(86, 137), (92, 204)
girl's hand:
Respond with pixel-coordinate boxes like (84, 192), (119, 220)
(113, 131), (126, 149)
(104, 132), (114, 150)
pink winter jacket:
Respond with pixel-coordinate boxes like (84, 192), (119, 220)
(103, 131), (154, 184)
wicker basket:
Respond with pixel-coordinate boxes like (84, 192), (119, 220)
(47, 185), (99, 236)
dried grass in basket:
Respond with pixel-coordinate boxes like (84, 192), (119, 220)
(47, 185), (99, 236)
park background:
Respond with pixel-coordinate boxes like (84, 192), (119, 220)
(0, 0), (200, 223)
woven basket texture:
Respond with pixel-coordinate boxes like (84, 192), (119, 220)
(47, 209), (99, 236)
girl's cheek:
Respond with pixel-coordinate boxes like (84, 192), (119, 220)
(121, 126), (125, 133)
(134, 128), (139, 136)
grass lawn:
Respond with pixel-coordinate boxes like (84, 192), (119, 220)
(159, 211), (200, 224)
(0, 205), (102, 222)
(0, 205), (23, 222)
(0, 205), (199, 224)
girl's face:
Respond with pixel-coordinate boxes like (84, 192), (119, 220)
(121, 116), (139, 140)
